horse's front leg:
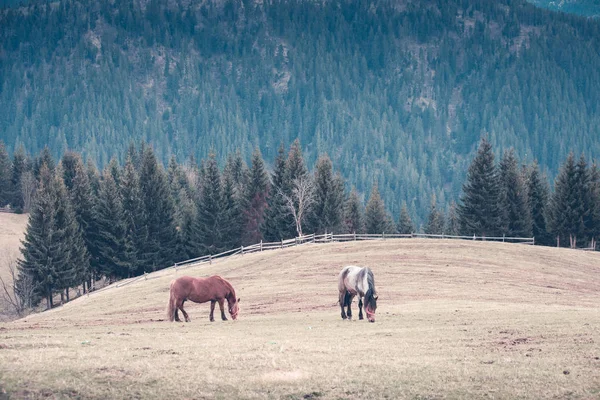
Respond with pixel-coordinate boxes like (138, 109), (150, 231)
(358, 297), (364, 320)
(209, 300), (216, 322)
(339, 291), (347, 319)
(218, 299), (228, 321)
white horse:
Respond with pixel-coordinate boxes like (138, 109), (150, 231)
(338, 266), (378, 322)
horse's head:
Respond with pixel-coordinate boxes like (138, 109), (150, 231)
(365, 291), (378, 323)
(228, 297), (240, 320)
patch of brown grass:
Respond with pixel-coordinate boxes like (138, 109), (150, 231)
(0, 239), (599, 399)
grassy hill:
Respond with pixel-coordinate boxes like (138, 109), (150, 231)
(0, 239), (599, 399)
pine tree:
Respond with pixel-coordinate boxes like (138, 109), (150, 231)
(96, 169), (128, 280)
(120, 157), (149, 275)
(526, 162), (551, 245)
(223, 150), (248, 197)
(308, 154), (345, 234)
(263, 143), (291, 241)
(139, 147), (177, 270)
(548, 153), (579, 247)
(397, 203), (415, 234)
(424, 194), (445, 234)
(11, 145), (28, 211)
(18, 165), (66, 309)
(445, 202), (460, 236)
(344, 187), (365, 234)
(458, 137), (502, 237)
(0, 141), (12, 207)
(499, 149), (532, 237)
(242, 148), (269, 245)
(195, 152), (224, 254)
(365, 184), (394, 234)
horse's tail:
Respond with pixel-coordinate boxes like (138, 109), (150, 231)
(167, 280), (177, 322)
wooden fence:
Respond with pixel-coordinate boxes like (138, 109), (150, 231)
(84, 231), (534, 296)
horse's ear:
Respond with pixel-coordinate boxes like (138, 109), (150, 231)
(237, 298), (241, 303)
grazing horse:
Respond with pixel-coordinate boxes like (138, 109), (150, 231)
(167, 275), (239, 322)
(338, 266), (378, 322)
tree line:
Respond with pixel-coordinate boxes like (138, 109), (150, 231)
(1, 137), (598, 311)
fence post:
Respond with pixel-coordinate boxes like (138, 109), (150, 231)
(209, 254), (212, 264)
(241, 246), (244, 255)
(503, 234), (505, 242)
(281, 239), (283, 249)
(144, 272), (148, 281)
(260, 240), (263, 252)
(533, 236), (535, 246)
(473, 234), (476, 241)
(353, 231), (356, 241)
(295, 237), (298, 246)
(383, 232), (385, 240)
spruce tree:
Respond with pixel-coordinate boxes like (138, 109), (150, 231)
(365, 184), (394, 234)
(11, 145), (28, 211)
(499, 149), (532, 237)
(18, 165), (66, 309)
(397, 203), (415, 234)
(0, 141), (12, 207)
(574, 155), (591, 245)
(308, 154), (345, 234)
(52, 168), (87, 300)
(61, 151), (80, 192)
(221, 170), (243, 250)
(548, 153), (579, 247)
(344, 187), (365, 234)
(68, 156), (98, 289)
(139, 147), (177, 270)
(263, 143), (291, 241)
(96, 169), (128, 280)
(120, 157), (149, 275)
(458, 137), (502, 237)
(242, 148), (269, 245)
(195, 153), (224, 254)
(223, 150), (249, 197)
(587, 163), (600, 249)
(445, 202), (460, 236)
(526, 162), (551, 245)
(424, 194), (445, 234)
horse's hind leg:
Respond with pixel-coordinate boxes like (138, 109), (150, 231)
(346, 294), (355, 320)
(178, 299), (191, 322)
(339, 291), (347, 319)
(358, 297), (364, 320)
(174, 308), (181, 322)
(218, 299), (228, 321)
(210, 300), (216, 322)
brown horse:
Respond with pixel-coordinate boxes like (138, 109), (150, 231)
(167, 275), (240, 322)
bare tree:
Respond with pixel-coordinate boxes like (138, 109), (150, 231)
(20, 171), (37, 213)
(0, 256), (35, 317)
(280, 176), (316, 237)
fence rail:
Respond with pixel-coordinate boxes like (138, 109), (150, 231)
(0, 207), (15, 214)
(83, 231), (535, 298)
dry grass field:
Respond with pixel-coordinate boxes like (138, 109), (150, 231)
(0, 213), (28, 321)
(0, 239), (599, 399)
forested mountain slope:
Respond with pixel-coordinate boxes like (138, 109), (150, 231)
(1, 0), (600, 221)
(528, 0), (600, 17)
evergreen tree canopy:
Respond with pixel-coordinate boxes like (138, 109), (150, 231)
(526, 161), (551, 245)
(309, 154), (345, 234)
(424, 195), (445, 235)
(365, 184), (395, 234)
(397, 203), (415, 235)
(458, 138), (502, 237)
(499, 149), (532, 237)
(344, 187), (365, 234)
(242, 148), (270, 245)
